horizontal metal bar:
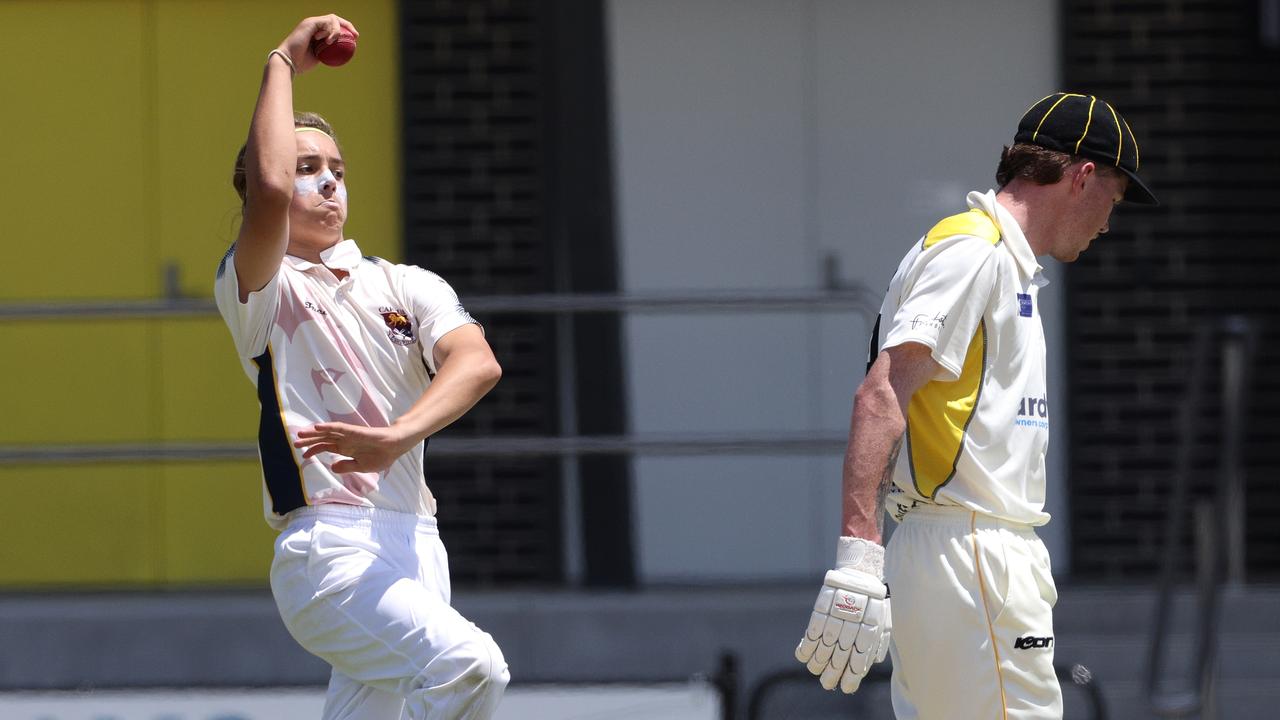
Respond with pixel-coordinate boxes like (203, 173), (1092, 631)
(0, 298), (218, 320)
(466, 290), (880, 314)
(0, 443), (255, 464)
(0, 433), (847, 465)
(0, 290), (878, 321)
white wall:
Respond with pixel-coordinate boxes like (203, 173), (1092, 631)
(607, 0), (1065, 582)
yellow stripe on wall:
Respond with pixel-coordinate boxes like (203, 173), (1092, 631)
(907, 321), (987, 498)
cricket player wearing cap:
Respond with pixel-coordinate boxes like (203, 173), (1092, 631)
(795, 93), (1156, 718)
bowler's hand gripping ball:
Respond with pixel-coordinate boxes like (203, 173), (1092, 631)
(314, 31), (357, 66)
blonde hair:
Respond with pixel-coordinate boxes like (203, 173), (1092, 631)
(232, 112), (341, 209)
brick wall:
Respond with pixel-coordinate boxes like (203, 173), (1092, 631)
(400, 0), (563, 585)
(1065, 0), (1280, 579)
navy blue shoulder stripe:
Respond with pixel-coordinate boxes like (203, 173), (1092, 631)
(216, 242), (237, 279)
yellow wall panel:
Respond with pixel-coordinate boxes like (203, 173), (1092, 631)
(0, 322), (157, 444)
(0, 1), (154, 300)
(0, 0), (401, 588)
(159, 461), (275, 584)
(154, 0), (402, 302)
(158, 318), (258, 442)
(0, 464), (160, 585)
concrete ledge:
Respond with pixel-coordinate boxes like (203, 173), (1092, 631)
(2, 584), (1277, 716)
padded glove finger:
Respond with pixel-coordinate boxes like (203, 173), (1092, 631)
(794, 607), (828, 663)
(839, 663), (865, 694)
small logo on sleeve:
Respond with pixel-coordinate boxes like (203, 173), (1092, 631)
(379, 308), (417, 346)
(909, 312), (947, 331)
(1017, 293), (1033, 317)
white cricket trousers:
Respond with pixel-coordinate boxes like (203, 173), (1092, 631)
(885, 505), (1062, 720)
(270, 505), (509, 720)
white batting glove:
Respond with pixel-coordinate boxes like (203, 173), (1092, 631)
(795, 537), (892, 693)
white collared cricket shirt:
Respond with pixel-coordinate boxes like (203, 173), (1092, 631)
(214, 239), (477, 528)
(876, 190), (1051, 526)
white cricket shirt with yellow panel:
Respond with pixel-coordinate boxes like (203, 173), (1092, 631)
(876, 191), (1061, 720)
(877, 189), (1050, 526)
(214, 239), (477, 529)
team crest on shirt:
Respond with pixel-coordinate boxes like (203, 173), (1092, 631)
(379, 308), (417, 346)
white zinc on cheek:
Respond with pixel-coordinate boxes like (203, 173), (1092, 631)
(294, 175), (322, 196)
(295, 168), (340, 196)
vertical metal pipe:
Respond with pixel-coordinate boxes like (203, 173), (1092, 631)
(556, 309), (584, 586)
(1194, 499), (1220, 720)
(1146, 324), (1212, 716)
(1218, 316), (1253, 587)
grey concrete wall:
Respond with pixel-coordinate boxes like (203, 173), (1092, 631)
(606, 0), (1067, 582)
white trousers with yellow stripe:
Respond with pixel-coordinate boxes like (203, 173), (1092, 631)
(270, 505), (509, 720)
(885, 505), (1062, 720)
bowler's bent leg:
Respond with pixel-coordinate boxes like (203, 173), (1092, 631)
(272, 512), (509, 720)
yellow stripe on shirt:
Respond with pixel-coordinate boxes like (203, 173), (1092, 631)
(922, 209), (1001, 250)
(907, 320), (988, 498)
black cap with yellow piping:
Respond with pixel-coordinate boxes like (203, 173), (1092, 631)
(1014, 92), (1158, 206)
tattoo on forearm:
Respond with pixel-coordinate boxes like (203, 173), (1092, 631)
(875, 433), (905, 536)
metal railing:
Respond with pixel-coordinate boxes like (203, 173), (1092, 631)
(0, 288), (880, 320)
(1145, 317), (1258, 719)
(0, 433), (850, 466)
(0, 289), (877, 466)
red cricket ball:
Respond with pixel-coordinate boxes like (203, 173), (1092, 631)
(314, 31), (357, 67)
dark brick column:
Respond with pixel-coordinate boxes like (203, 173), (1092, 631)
(399, 0), (632, 586)
(1064, 0), (1280, 580)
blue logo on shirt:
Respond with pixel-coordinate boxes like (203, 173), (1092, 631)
(1017, 293), (1033, 317)
(1016, 395), (1050, 429)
